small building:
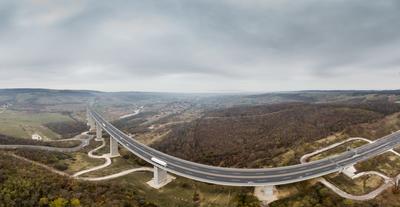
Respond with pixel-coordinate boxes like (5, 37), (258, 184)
(32, 133), (42, 141)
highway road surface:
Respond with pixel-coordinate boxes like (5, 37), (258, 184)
(89, 109), (400, 186)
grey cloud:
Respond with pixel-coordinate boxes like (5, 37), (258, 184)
(0, 0), (399, 92)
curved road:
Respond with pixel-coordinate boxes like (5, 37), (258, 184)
(89, 109), (400, 186)
(0, 132), (91, 153)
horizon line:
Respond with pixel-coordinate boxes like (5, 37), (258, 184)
(0, 87), (400, 94)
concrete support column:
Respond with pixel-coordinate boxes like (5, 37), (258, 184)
(96, 124), (103, 141)
(88, 116), (95, 132)
(262, 185), (275, 197)
(109, 136), (120, 157)
(254, 185), (278, 204)
(147, 166), (174, 189)
(154, 166), (168, 186)
(342, 165), (357, 178)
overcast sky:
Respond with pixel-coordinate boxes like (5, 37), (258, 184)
(0, 0), (399, 92)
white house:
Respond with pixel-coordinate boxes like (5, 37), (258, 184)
(32, 133), (42, 141)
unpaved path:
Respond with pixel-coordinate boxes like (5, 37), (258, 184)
(78, 167), (153, 181)
(0, 131), (91, 152)
(300, 137), (373, 163)
(301, 137), (399, 201)
(318, 178), (393, 201)
(72, 138), (112, 177)
(0, 131), (153, 181)
(73, 137), (153, 179)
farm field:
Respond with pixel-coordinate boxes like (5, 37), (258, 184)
(0, 110), (75, 140)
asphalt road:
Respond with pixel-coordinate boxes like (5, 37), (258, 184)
(89, 109), (400, 186)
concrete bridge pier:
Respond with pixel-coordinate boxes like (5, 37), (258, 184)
(88, 116), (95, 132)
(254, 185), (278, 204)
(95, 123), (103, 141)
(342, 165), (357, 178)
(147, 166), (175, 189)
(109, 136), (120, 157)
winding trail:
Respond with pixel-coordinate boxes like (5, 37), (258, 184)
(72, 137), (153, 180)
(300, 137), (373, 164)
(119, 106), (143, 119)
(71, 107), (153, 181)
(3, 129), (400, 201)
(72, 138), (112, 177)
(78, 167), (153, 181)
(301, 137), (400, 201)
(0, 130), (153, 182)
(318, 178), (393, 201)
(0, 131), (91, 152)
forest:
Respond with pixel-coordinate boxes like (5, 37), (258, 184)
(153, 101), (400, 168)
(0, 152), (158, 207)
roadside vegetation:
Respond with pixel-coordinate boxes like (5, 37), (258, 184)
(270, 108), (400, 206)
(0, 152), (156, 207)
(325, 174), (384, 196)
(153, 102), (398, 168)
(269, 182), (394, 207)
(355, 152), (400, 178)
(308, 140), (368, 162)
(0, 110), (74, 139)
(0, 134), (81, 148)
(1, 89), (400, 206)
(44, 120), (88, 139)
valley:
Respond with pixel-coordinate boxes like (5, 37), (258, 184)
(1, 89), (400, 206)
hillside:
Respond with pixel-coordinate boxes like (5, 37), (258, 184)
(153, 102), (400, 168)
(0, 152), (156, 207)
(1, 89), (400, 206)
